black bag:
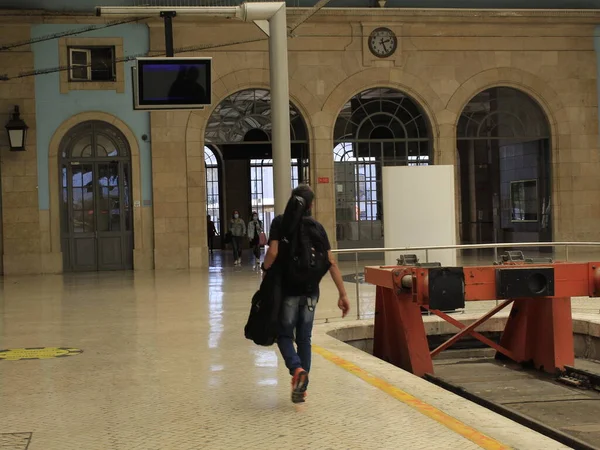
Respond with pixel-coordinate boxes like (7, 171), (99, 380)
(244, 266), (282, 346)
(281, 217), (331, 294)
(223, 231), (232, 244)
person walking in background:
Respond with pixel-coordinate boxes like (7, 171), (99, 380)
(230, 210), (246, 266)
(207, 215), (217, 254)
(247, 211), (264, 268)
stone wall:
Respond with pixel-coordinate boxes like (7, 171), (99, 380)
(0, 20), (151, 275)
(147, 12), (599, 269)
(0, 25), (46, 275)
(1, 10), (598, 273)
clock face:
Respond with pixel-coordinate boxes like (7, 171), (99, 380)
(368, 27), (397, 58)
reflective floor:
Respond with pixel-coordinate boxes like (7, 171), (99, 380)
(0, 254), (593, 449)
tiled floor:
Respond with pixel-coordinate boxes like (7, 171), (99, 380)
(0, 255), (593, 449)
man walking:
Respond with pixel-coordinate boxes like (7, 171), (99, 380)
(261, 185), (350, 403)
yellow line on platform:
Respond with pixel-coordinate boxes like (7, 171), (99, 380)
(313, 345), (512, 450)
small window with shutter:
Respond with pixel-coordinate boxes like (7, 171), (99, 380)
(68, 46), (116, 82)
(69, 48), (91, 81)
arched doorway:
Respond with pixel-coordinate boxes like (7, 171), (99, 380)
(457, 87), (551, 251)
(59, 120), (133, 271)
(333, 87), (432, 253)
(204, 88), (309, 233)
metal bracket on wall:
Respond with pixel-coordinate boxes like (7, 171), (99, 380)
(160, 11), (177, 57)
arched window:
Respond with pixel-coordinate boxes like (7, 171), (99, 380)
(205, 88), (310, 234)
(456, 87), (552, 246)
(333, 88), (432, 245)
(204, 146), (221, 234)
(205, 88), (308, 145)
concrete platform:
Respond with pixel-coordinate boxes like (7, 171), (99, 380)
(0, 262), (579, 449)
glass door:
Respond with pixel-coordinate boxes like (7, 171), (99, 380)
(96, 161), (132, 270)
(63, 161), (132, 271)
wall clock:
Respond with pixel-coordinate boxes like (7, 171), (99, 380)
(368, 27), (398, 58)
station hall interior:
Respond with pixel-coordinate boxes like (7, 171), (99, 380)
(3, 0), (600, 449)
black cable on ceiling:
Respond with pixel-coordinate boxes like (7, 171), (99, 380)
(1, 36), (268, 81)
(0, 16), (151, 52)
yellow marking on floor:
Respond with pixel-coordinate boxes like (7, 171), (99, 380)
(0, 347), (83, 361)
(313, 345), (512, 450)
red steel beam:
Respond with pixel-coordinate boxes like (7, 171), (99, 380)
(430, 300), (514, 357)
(462, 263), (593, 301)
(423, 306), (517, 361)
(365, 262), (600, 302)
(364, 266), (395, 290)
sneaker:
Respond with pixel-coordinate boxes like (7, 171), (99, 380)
(291, 368), (309, 403)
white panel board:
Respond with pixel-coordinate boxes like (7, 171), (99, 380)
(383, 165), (457, 267)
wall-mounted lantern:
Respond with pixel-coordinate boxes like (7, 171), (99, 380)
(5, 105), (28, 151)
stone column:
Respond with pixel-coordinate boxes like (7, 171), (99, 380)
(151, 111), (190, 269)
(436, 114), (461, 245)
(186, 133), (209, 269)
(311, 112), (336, 247)
(0, 27), (44, 275)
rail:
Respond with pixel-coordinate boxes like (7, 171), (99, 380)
(331, 241), (600, 320)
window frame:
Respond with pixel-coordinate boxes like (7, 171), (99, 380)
(510, 179), (539, 223)
(68, 48), (92, 81)
(67, 46), (116, 83)
(204, 147), (221, 235)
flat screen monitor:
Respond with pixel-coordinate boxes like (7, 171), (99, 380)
(133, 57), (212, 110)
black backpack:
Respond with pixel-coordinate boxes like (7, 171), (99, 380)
(281, 215), (331, 295)
(243, 195), (330, 346)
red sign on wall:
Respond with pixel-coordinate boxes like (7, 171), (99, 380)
(318, 177), (330, 184)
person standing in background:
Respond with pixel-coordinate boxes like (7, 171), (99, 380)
(230, 210), (246, 266)
(207, 215), (217, 254)
(247, 211), (263, 268)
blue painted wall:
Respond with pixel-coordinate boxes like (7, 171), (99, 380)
(31, 23), (152, 209)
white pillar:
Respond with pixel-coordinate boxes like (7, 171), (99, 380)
(268, 6), (292, 214)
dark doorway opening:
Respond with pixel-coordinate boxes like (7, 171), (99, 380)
(457, 87), (552, 259)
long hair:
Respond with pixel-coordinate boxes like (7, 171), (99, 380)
(291, 184), (314, 215)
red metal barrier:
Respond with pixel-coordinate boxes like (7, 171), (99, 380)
(365, 261), (600, 377)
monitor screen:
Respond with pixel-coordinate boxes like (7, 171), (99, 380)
(135, 57), (212, 109)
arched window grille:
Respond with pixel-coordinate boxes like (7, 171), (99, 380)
(457, 87), (550, 142)
(205, 88), (308, 145)
(333, 88), (432, 244)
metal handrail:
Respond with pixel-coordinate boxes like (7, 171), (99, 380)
(332, 241), (600, 320)
(332, 241), (600, 254)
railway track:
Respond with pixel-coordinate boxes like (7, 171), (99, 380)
(426, 358), (600, 450)
(558, 366), (600, 392)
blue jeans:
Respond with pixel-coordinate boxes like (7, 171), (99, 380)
(231, 236), (242, 259)
(277, 295), (317, 376)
